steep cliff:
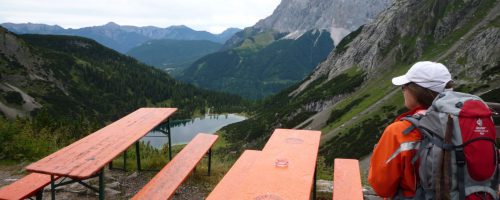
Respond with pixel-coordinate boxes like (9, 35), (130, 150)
(253, 0), (392, 44)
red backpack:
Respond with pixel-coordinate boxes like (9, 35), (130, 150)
(402, 91), (498, 200)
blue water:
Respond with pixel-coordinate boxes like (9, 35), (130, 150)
(141, 114), (246, 148)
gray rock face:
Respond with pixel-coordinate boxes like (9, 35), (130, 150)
(254, 0), (393, 44)
(294, 0), (500, 94)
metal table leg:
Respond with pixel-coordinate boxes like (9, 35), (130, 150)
(136, 142), (141, 171)
(99, 169), (105, 200)
(51, 175), (55, 200)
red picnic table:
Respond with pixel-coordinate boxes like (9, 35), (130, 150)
(207, 128), (321, 200)
(25, 107), (176, 200)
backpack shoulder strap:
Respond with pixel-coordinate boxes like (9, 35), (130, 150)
(400, 114), (427, 165)
(401, 115), (423, 135)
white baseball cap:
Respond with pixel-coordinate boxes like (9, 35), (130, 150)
(392, 61), (452, 93)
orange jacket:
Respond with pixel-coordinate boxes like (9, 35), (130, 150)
(368, 108), (424, 198)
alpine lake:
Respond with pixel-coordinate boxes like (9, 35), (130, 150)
(141, 113), (246, 148)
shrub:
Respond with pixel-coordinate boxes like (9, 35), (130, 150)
(4, 91), (24, 105)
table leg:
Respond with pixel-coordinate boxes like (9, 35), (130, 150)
(99, 169), (105, 200)
(208, 148), (212, 176)
(124, 150), (127, 171)
(109, 159), (113, 170)
(36, 189), (43, 200)
(51, 175), (55, 200)
(167, 119), (172, 161)
(136, 142), (141, 171)
(313, 166), (317, 200)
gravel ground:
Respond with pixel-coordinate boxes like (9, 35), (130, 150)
(0, 164), (206, 200)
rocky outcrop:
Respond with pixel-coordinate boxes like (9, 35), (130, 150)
(253, 0), (393, 44)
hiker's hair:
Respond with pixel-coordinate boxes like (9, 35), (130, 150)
(406, 81), (454, 108)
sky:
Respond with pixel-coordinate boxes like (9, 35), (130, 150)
(0, 0), (281, 34)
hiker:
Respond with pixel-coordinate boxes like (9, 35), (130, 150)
(368, 61), (453, 198)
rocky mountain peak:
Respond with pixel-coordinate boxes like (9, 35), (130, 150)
(253, 0), (393, 44)
(293, 0), (500, 96)
(103, 22), (120, 28)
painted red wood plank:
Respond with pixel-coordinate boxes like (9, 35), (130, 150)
(333, 159), (363, 200)
(217, 129), (321, 199)
(0, 173), (59, 200)
(206, 150), (261, 200)
(132, 133), (218, 200)
(26, 108), (176, 179)
(237, 129), (321, 199)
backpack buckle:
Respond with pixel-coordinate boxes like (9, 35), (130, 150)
(455, 147), (466, 166)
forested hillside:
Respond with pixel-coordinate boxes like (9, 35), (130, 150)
(0, 27), (248, 161)
(179, 29), (334, 99)
(127, 39), (222, 73)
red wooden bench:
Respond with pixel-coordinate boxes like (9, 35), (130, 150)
(0, 173), (59, 200)
(332, 158), (363, 200)
(132, 133), (218, 200)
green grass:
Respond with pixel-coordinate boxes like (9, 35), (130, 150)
(490, 15), (500, 28)
(320, 93), (406, 164)
(235, 31), (277, 52)
(117, 132), (339, 194)
(321, 64), (409, 135)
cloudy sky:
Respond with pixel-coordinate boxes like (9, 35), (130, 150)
(0, 0), (281, 34)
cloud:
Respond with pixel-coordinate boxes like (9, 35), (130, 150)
(0, 0), (281, 33)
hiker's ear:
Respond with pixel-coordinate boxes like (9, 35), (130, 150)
(445, 81), (454, 89)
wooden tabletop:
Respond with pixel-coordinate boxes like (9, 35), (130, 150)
(26, 108), (177, 179)
(206, 150), (261, 200)
(208, 129), (321, 200)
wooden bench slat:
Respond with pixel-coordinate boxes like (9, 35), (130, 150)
(132, 133), (218, 200)
(206, 150), (261, 200)
(0, 173), (59, 200)
(333, 159), (363, 200)
(26, 108), (176, 179)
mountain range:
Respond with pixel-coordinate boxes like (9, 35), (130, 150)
(179, 0), (393, 99)
(221, 0), (500, 165)
(0, 26), (250, 160)
(2, 0), (498, 169)
(0, 27), (247, 122)
(1, 22), (240, 53)
(178, 29), (334, 99)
